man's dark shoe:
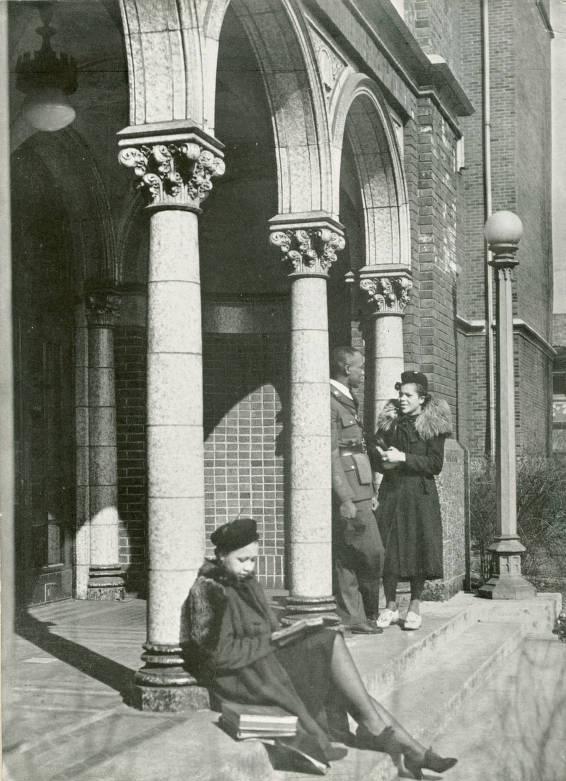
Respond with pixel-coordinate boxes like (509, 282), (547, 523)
(349, 621), (383, 635)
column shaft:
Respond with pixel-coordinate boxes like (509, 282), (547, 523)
(369, 314), (404, 427)
(146, 209), (205, 644)
(86, 296), (124, 600)
(288, 276), (333, 603)
(74, 303), (90, 598)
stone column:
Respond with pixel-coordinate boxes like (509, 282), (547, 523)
(118, 125), (224, 710)
(85, 290), (124, 600)
(74, 302), (90, 599)
(359, 268), (412, 430)
(270, 213), (345, 622)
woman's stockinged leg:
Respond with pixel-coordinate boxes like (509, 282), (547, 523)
(329, 632), (456, 774)
(329, 632), (385, 734)
(368, 696), (426, 755)
(409, 577), (426, 615)
(330, 633), (424, 753)
(383, 574), (398, 610)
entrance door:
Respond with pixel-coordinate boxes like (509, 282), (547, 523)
(12, 146), (75, 608)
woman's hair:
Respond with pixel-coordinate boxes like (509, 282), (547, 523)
(395, 380), (432, 405)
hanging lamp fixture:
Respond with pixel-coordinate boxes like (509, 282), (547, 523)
(16, 2), (78, 132)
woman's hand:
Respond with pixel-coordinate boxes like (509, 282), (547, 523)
(379, 446), (406, 465)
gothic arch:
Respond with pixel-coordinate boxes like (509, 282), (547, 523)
(11, 129), (116, 293)
(332, 74), (410, 268)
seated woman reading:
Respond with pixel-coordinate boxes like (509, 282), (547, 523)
(187, 517), (457, 778)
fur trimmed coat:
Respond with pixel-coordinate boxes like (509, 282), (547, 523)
(186, 560), (344, 759)
(371, 398), (452, 579)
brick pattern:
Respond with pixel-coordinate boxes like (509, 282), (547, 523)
(115, 326), (147, 593)
(454, 0), (552, 455)
(553, 314), (566, 348)
(203, 333), (287, 589)
(516, 336), (551, 455)
(412, 98), (459, 416)
(405, 0), (462, 82)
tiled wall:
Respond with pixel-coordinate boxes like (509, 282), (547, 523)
(203, 332), (288, 588)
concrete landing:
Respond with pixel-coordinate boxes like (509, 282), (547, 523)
(3, 593), (562, 781)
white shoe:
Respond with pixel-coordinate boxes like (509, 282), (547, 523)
(376, 608), (400, 628)
(404, 611), (422, 630)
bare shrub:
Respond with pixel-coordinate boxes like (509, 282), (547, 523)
(470, 456), (566, 584)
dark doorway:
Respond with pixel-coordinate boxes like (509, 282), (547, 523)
(12, 144), (75, 608)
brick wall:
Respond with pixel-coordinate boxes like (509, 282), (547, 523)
(203, 333), (288, 589)
(115, 326), (147, 593)
(405, 0), (462, 81)
(516, 335), (552, 455)
(554, 314), (566, 347)
(410, 97), (459, 417)
(453, 0), (552, 455)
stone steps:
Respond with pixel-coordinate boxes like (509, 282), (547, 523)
(7, 593), (560, 781)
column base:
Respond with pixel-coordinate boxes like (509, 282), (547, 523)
(129, 643), (210, 712)
(87, 564), (125, 600)
(281, 595), (340, 625)
(478, 574), (536, 600)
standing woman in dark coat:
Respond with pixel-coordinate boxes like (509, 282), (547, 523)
(187, 516), (457, 777)
(373, 372), (452, 631)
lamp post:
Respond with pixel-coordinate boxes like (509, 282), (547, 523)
(478, 211), (536, 599)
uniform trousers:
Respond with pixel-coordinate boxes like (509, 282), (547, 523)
(332, 498), (384, 624)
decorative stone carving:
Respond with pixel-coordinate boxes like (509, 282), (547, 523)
(308, 23), (348, 99)
(85, 290), (121, 328)
(118, 142), (225, 209)
(360, 275), (412, 314)
(270, 227), (345, 276)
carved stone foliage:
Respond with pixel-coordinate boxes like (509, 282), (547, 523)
(270, 227), (345, 276)
(118, 143), (225, 209)
(360, 275), (412, 315)
(85, 290), (121, 328)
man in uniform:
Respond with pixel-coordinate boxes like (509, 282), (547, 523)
(330, 346), (384, 634)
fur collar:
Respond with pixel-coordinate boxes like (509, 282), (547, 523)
(376, 397), (452, 440)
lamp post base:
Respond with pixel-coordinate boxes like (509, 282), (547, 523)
(478, 541), (536, 599)
(478, 573), (536, 600)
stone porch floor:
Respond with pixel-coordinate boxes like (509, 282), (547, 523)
(3, 595), (566, 781)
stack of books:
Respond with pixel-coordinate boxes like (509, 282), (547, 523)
(220, 702), (298, 740)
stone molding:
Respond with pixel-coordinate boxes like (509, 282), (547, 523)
(360, 272), (412, 315)
(85, 290), (121, 328)
(269, 214), (345, 277)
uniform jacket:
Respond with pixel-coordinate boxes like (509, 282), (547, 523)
(330, 384), (374, 504)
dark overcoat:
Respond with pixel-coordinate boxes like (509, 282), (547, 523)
(372, 398), (452, 579)
(186, 560), (344, 759)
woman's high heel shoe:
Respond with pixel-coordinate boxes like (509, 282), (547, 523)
(404, 747), (458, 779)
(356, 725), (457, 778)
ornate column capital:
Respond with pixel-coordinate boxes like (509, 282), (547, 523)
(268, 212), (345, 278)
(359, 269), (413, 316)
(117, 123), (225, 212)
(85, 289), (121, 328)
